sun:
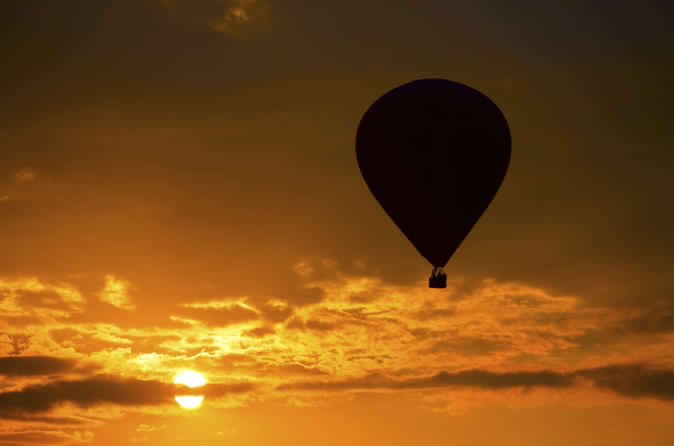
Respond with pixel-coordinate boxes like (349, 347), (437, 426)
(174, 371), (206, 409)
(174, 395), (204, 409)
(175, 370), (207, 388)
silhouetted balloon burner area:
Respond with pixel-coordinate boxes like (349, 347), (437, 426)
(355, 79), (511, 288)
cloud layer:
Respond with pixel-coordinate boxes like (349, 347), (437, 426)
(0, 370), (255, 420)
(2, 262), (674, 442)
(279, 363), (674, 402)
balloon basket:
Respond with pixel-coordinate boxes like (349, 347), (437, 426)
(429, 270), (447, 288)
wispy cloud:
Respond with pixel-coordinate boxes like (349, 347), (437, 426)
(0, 277), (85, 331)
(98, 275), (135, 311)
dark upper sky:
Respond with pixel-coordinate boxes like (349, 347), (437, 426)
(3, 0), (672, 304)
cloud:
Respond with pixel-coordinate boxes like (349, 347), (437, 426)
(1, 277), (84, 306)
(0, 376), (173, 417)
(2, 267), (674, 420)
(576, 363), (674, 401)
(285, 316), (340, 332)
(0, 431), (72, 445)
(202, 382), (257, 398)
(278, 369), (574, 392)
(0, 429), (94, 445)
(0, 372), (258, 419)
(136, 423), (166, 433)
(178, 299), (259, 327)
(260, 299), (294, 323)
(7, 335), (30, 356)
(242, 325), (275, 337)
(0, 413), (89, 425)
(621, 308), (674, 334)
(279, 363), (674, 402)
(98, 275), (135, 311)
(48, 328), (182, 356)
(292, 261), (314, 279)
(422, 337), (512, 357)
(0, 356), (80, 377)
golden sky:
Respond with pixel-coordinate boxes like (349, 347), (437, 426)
(2, 1), (674, 445)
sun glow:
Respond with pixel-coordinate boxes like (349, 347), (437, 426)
(174, 371), (206, 409)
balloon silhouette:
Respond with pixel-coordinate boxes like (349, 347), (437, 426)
(355, 79), (511, 288)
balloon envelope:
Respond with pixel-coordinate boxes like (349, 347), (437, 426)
(356, 79), (511, 268)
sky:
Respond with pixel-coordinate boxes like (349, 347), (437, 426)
(1, 0), (674, 444)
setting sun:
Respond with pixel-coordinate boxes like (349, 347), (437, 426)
(174, 371), (206, 409)
(175, 370), (207, 388)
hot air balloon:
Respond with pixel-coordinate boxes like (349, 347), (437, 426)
(355, 79), (511, 288)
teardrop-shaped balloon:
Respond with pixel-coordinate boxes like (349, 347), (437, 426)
(356, 79), (511, 285)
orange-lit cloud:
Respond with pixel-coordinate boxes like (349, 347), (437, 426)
(98, 275), (135, 311)
(1, 261), (674, 441)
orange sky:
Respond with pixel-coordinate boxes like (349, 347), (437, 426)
(2, 1), (674, 445)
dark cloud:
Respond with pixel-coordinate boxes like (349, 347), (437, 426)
(0, 357), (79, 377)
(414, 307), (456, 321)
(279, 363), (674, 402)
(0, 376), (173, 416)
(279, 369), (573, 392)
(0, 374), (257, 418)
(0, 413), (88, 425)
(622, 310), (674, 335)
(576, 364), (674, 401)
(242, 325), (275, 338)
(408, 370), (573, 389)
(203, 382), (257, 398)
(560, 307), (674, 354)
(421, 337), (510, 357)
(8, 335), (30, 355)
(259, 302), (294, 323)
(0, 431), (69, 445)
